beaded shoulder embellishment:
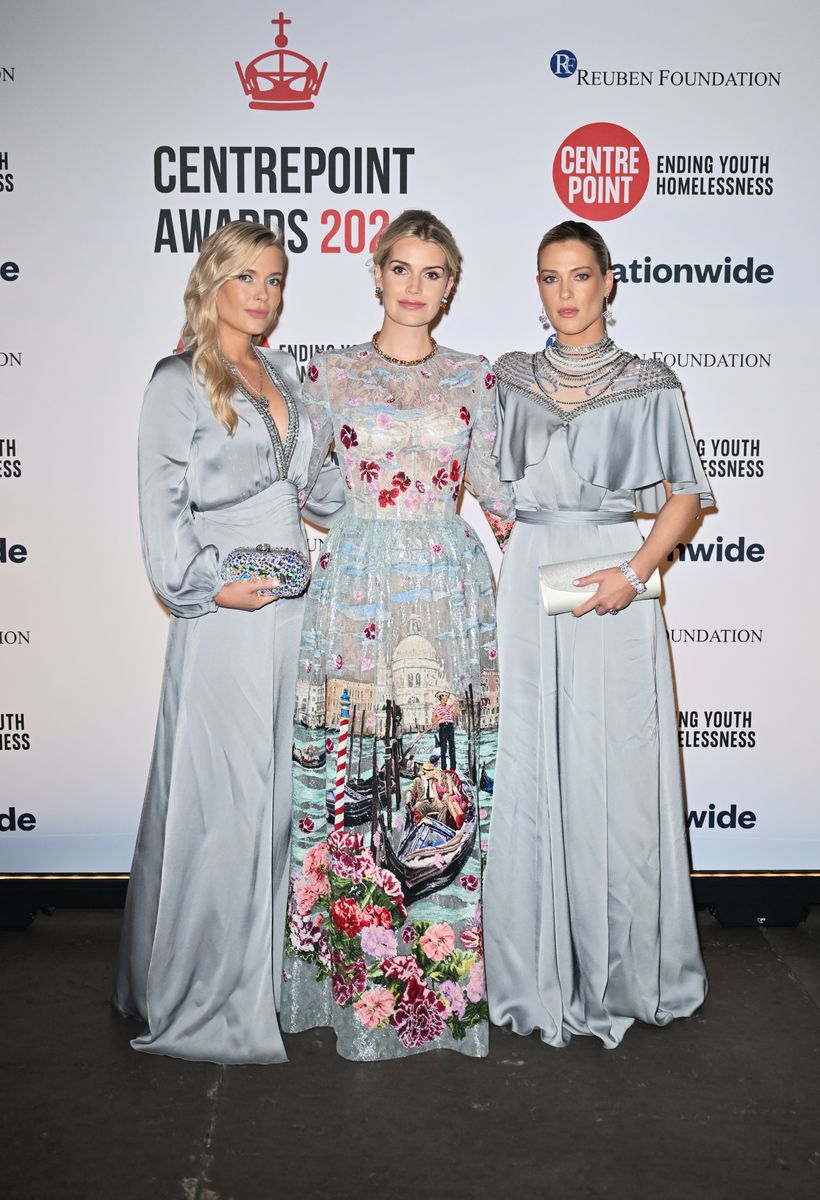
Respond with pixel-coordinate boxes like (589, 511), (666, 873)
(493, 350), (681, 426)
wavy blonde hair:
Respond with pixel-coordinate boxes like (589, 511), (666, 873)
(181, 220), (286, 435)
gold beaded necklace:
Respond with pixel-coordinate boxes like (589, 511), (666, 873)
(371, 331), (437, 367)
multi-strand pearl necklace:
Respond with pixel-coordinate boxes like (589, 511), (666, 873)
(534, 336), (634, 406)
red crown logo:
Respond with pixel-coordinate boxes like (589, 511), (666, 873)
(235, 12), (327, 111)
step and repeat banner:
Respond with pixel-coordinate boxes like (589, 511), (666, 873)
(2, 0), (817, 873)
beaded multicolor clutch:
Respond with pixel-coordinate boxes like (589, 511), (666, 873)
(219, 544), (311, 598)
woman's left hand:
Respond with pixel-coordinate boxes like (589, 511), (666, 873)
(571, 567), (638, 618)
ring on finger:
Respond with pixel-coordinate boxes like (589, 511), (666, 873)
(609, 608), (619, 615)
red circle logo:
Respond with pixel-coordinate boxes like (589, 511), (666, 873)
(553, 123), (649, 221)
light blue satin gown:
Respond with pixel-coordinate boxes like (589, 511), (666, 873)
(113, 348), (342, 1064)
(484, 349), (711, 1049)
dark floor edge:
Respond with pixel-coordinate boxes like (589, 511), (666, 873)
(1, 873), (819, 929)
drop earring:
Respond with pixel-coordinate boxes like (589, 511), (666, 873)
(539, 307), (550, 329)
(375, 286), (382, 300)
(440, 295), (449, 308)
(602, 295), (615, 324)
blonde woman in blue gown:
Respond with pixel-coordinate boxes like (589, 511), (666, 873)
(485, 220), (710, 1049)
(280, 211), (512, 1061)
(114, 221), (342, 1063)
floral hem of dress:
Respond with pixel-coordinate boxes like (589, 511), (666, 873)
(285, 828), (488, 1052)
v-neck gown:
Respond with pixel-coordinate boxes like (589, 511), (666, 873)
(113, 348), (341, 1064)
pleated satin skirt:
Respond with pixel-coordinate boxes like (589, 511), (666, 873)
(484, 512), (707, 1049)
(113, 481), (306, 1063)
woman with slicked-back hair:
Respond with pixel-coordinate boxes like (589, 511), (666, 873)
(485, 220), (711, 1049)
(113, 220), (343, 1063)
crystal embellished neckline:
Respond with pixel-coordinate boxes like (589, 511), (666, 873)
(223, 348), (298, 478)
(371, 331), (437, 367)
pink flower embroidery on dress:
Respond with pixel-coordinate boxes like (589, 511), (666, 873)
(307, 364), (319, 382)
(459, 406), (471, 424)
(466, 960), (486, 1003)
(460, 925), (483, 954)
(378, 487), (399, 507)
(391, 471), (411, 492)
(303, 842), (330, 882)
(419, 923), (456, 962)
(375, 412), (394, 430)
(363, 623), (377, 640)
(353, 986), (396, 1029)
(319, 552), (331, 569)
(432, 469), (448, 490)
(484, 372), (496, 390)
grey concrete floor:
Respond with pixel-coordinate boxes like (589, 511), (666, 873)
(1, 910), (819, 1200)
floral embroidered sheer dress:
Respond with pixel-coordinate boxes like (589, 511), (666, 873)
(280, 344), (513, 1060)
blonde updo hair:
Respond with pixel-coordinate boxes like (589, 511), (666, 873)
(372, 209), (462, 281)
(181, 220), (286, 435)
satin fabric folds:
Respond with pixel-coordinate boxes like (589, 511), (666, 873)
(484, 361), (711, 1049)
(114, 349), (342, 1064)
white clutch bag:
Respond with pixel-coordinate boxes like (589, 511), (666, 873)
(538, 553), (661, 616)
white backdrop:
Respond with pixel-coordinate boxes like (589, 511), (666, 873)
(1, 0), (817, 872)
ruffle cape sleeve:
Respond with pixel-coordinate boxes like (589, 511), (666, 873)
(493, 352), (713, 513)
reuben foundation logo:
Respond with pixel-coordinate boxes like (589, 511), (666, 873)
(236, 12), (328, 111)
(550, 51), (578, 78)
(553, 123), (649, 221)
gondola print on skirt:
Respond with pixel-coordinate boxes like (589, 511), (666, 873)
(280, 345), (514, 1061)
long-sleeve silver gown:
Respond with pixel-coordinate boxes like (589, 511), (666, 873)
(484, 350), (711, 1049)
(113, 347), (341, 1064)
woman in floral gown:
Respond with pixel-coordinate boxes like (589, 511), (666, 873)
(280, 211), (513, 1060)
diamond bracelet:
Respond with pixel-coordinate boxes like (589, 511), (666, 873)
(618, 561), (647, 594)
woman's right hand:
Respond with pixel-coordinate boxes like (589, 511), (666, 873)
(214, 579), (279, 611)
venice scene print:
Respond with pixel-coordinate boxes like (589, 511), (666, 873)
(282, 345), (508, 1057)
